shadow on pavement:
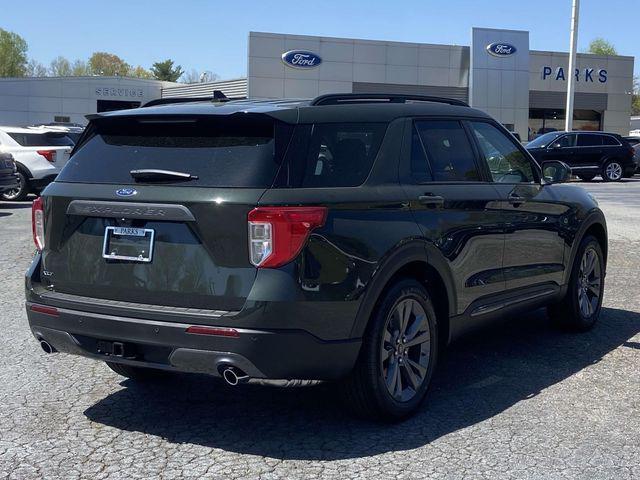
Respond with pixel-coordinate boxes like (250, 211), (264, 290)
(84, 307), (640, 460)
(0, 200), (33, 209)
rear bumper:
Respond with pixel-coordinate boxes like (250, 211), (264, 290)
(27, 302), (361, 380)
(29, 174), (57, 190)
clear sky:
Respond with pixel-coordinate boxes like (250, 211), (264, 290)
(3, 0), (638, 78)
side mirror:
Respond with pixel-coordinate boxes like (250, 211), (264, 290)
(549, 142), (562, 150)
(542, 160), (572, 184)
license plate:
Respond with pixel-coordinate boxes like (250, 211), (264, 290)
(102, 226), (155, 262)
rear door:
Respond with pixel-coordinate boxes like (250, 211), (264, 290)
(400, 118), (505, 316)
(468, 120), (567, 292)
(576, 133), (604, 168)
(40, 114), (290, 313)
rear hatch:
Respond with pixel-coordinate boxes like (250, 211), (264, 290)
(7, 130), (73, 170)
(40, 112), (292, 312)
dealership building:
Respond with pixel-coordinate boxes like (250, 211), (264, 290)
(0, 28), (634, 140)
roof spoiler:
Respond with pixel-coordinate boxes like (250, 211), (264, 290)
(311, 93), (469, 107)
(141, 90), (230, 108)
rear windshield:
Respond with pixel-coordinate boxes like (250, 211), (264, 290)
(57, 116), (289, 188)
(7, 132), (74, 147)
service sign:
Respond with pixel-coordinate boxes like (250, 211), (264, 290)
(281, 50), (322, 69)
(486, 42), (517, 57)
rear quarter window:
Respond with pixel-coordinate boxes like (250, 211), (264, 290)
(7, 132), (74, 147)
(283, 123), (387, 188)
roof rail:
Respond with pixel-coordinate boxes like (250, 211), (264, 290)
(142, 90), (230, 108)
(310, 93), (469, 107)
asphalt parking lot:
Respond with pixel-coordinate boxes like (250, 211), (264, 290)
(0, 179), (639, 480)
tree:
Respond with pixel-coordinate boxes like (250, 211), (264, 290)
(150, 59), (183, 82)
(632, 77), (640, 116)
(88, 51), (130, 76)
(129, 65), (153, 79)
(25, 59), (47, 77)
(0, 28), (28, 77)
(71, 59), (91, 76)
(587, 38), (617, 56)
(50, 56), (72, 76)
(181, 68), (219, 84)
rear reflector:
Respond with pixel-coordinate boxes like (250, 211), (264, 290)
(30, 305), (59, 317)
(185, 326), (240, 338)
(32, 197), (45, 251)
(248, 206), (328, 268)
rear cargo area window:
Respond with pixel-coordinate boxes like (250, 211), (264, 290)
(8, 132), (74, 147)
(57, 116), (289, 188)
(286, 123), (387, 188)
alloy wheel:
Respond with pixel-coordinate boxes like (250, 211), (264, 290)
(577, 247), (601, 318)
(605, 162), (623, 181)
(380, 297), (431, 402)
(1, 173), (25, 201)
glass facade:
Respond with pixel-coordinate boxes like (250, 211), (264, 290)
(528, 109), (602, 140)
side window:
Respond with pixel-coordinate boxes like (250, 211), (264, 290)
(577, 134), (603, 147)
(558, 134), (577, 147)
(295, 123), (387, 188)
(414, 120), (480, 182)
(470, 121), (535, 183)
(602, 135), (619, 146)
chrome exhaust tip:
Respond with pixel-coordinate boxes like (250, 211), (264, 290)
(222, 366), (249, 386)
(40, 340), (56, 354)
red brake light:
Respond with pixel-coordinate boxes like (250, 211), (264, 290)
(248, 206), (328, 268)
(37, 150), (55, 162)
(32, 197), (45, 251)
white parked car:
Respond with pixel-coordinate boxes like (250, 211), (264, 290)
(0, 126), (74, 201)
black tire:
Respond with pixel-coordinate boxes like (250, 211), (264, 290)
(602, 160), (623, 182)
(577, 174), (596, 182)
(106, 362), (167, 381)
(1, 171), (29, 201)
(342, 278), (438, 420)
(548, 235), (604, 331)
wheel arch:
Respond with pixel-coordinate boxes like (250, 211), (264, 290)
(349, 240), (456, 347)
(566, 212), (608, 283)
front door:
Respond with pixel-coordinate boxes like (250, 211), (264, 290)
(468, 120), (567, 292)
(400, 119), (505, 316)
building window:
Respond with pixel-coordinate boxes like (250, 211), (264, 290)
(54, 115), (71, 123)
(528, 109), (601, 140)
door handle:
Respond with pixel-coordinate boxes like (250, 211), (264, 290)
(418, 194), (445, 207)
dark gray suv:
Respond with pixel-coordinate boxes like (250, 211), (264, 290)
(26, 94), (607, 420)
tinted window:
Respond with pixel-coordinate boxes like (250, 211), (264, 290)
(410, 125), (432, 182)
(471, 122), (534, 183)
(577, 134), (603, 147)
(7, 132), (74, 147)
(602, 135), (619, 146)
(558, 134), (577, 147)
(290, 123), (386, 188)
(526, 132), (563, 149)
(57, 116), (289, 188)
(415, 120), (479, 182)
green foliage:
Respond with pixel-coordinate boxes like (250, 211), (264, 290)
(587, 38), (617, 56)
(0, 28), (28, 77)
(88, 52), (131, 76)
(632, 77), (640, 116)
(150, 59), (184, 82)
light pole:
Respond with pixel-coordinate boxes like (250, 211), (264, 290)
(565, 0), (580, 131)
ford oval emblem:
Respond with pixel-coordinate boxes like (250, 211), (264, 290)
(486, 42), (517, 57)
(116, 188), (137, 197)
(281, 50), (322, 69)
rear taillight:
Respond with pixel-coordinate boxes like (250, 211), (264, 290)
(32, 197), (45, 251)
(37, 150), (55, 162)
(248, 206), (327, 268)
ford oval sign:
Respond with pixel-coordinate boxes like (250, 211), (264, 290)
(281, 50), (322, 69)
(486, 42), (517, 57)
(116, 188), (137, 197)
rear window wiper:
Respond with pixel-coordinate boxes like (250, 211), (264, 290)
(129, 169), (199, 182)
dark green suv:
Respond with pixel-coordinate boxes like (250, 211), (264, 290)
(26, 94), (607, 420)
